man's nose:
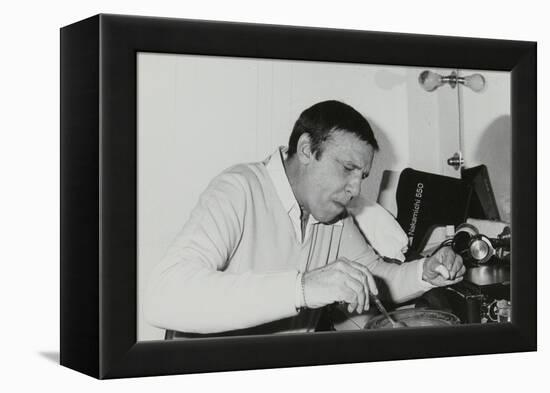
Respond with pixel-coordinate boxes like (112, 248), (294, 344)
(345, 178), (362, 199)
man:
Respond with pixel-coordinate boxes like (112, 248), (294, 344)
(144, 100), (465, 336)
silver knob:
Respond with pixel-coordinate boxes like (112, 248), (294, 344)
(447, 152), (464, 170)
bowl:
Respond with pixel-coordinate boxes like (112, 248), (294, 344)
(364, 308), (461, 329)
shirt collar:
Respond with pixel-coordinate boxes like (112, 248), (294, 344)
(264, 147), (301, 214)
(265, 147), (342, 227)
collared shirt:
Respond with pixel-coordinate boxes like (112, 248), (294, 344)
(264, 146), (342, 245)
(265, 146), (341, 309)
(145, 148), (434, 334)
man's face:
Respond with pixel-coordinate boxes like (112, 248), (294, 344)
(300, 130), (375, 223)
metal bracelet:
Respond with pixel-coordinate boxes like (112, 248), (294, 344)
(300, 272), (308, 309)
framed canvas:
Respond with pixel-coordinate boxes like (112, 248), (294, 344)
(60, 14), (536, 379)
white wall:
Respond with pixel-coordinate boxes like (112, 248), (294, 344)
(461, 70), (511, 222)
(137, 54), (421, 340)
(137, 53), (511, 340)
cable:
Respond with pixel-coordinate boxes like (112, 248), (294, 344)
(427, 239), (453, 257)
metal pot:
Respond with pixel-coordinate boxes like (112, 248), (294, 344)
(364, 308), (461, 329)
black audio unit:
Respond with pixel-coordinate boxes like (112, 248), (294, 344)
(417, 264), (510, 324)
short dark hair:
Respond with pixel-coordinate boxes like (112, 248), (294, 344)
(287, 100), (379, 159)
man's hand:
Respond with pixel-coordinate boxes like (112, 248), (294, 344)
(422, 246), (465, 286)
(302, 257), (378, 314)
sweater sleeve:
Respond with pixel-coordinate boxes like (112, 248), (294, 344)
(338, 218), (435, 303)
(143, 172), (299, 334)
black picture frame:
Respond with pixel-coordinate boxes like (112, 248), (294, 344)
(60, 13), (536, 379)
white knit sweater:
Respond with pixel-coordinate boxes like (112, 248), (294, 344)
(144, 150), (433, 335)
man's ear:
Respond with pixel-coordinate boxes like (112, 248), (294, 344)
(296, 133), (314, 164)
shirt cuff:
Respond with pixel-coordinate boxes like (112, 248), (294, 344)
(295, 271), (304, 310)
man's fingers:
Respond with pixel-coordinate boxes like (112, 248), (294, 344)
(364, 269), (378, 297)
(332, 257), (379, 312)
(350, 260), (378, 296)
(441, 276), (464, 286)
(434, 264), (451, 280)
(335, 261), (367, 284)
(452, 255), (464, 278)
(340, 289), (358, 314)
(440, 247), (455, 264)
(456, 264), (466, 278)
(339, 258), (379, 296)
(334, 258), (370, 305)
(343, 277), (366, 313)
